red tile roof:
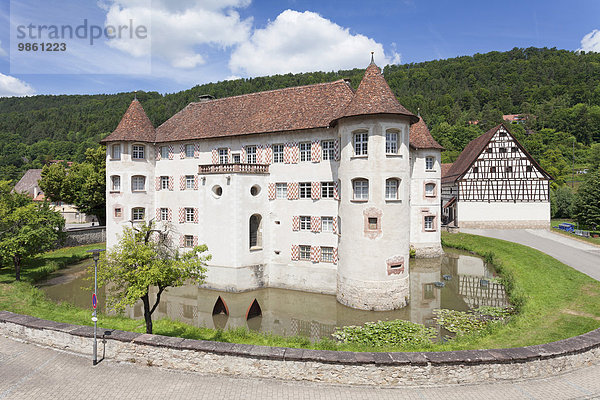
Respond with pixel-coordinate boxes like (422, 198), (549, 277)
(334, 63), (417, 123)
(410, 116), (444, 150)
(100, 99), (155, 143)
(442, 123), (552, 184)
(155, 80), (355, 142)
(441, 163), (453, 178)
(102, 63), (422, 144)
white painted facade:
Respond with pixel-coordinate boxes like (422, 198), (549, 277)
(105, 118), (442, 310)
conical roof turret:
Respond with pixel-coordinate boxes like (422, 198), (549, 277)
(334, 62), (418, 123)
(100, 99), (155, 143)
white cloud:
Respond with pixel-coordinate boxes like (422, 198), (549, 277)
(579, 29), (600, 53)
(0, 40), (6, 57)
(229, 10), (401, 77)
(0, 73), (35, 97)
(102, 0), (252, 69)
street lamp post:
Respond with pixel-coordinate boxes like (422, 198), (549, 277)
(87, 248), (105, 366)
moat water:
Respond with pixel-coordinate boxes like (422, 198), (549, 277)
(39, 249), (508, 340)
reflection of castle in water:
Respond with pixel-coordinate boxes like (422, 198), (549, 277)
(117, 250), (508, 341)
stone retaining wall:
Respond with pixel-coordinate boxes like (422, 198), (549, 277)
(64, 226), (106, 247)
(1, 311), (599, 386)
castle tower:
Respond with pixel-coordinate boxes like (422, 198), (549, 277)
(100, 98), (156, 248)
(334, 62), (419, 311)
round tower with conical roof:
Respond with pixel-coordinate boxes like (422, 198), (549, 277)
(334, 61), (418, 311)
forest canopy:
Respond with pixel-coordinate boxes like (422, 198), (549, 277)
(1, 47), (599, 184)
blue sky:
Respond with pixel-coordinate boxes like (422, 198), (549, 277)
(0, 0), (599, 97)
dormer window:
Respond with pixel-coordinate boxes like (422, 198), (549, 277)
(132, 144), (145, 160)
(111, 144), (121, 160)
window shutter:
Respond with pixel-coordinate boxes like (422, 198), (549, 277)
(292, 216), (299, 231)
(168, 208), (172, 222)
(311, 216), (321, 232)
(264, 144), (273, 164)
(179, 144), (185, 159)
(179, 208), (185, 223)
(291, 142), (298, 164)
(211, 148), (218, 164)
(311, 246), (321, 263)
(291, 245), (299, 261)
(194, 176), (199, 190)
(257, 144), (263, 164)
(284, 143), (291, 164)
(155, 177), (161, 191)
(168, 176), (174, 191)
(168, 145), (174, 160)
(334, 139), (340, 161)
(194, 208), (199, 224)
(179, 235), (185, 248)
(227, 148), (232, 164)
(333, 217), (338, 234)
(155, 146), (161, 161)
(333, 248), (338, 264)
(334, 181), (340, 200)
(194, 143), (200, 158)
(311, 182), (321, 200)
(241, 146), (247, 163)
(193, 236), (198, 247)
(155, 208), (161, 221)
(268, 183), (276, 200)
(311, 140), (321, 163)
(180, 176), (185, 191)
(287, 182), (298, 200)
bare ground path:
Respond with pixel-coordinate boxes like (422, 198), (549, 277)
(1, 335), (599, 399)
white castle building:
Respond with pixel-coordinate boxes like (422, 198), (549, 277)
(101, 61), (444, 311)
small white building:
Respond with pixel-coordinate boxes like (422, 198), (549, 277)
(441, 123), (552, 229)
(101, 61), (443, 311)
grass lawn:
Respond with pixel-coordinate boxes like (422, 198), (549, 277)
(2, 234), (600, 352)
(550, 218), (600, 246)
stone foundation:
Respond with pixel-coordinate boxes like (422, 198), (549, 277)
(411, 243), (444, 258)
(2, 311), (600, 387)
(336, 275), (410, 311)
(459, 220), (550, 229)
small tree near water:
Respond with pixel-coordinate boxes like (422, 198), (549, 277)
(98, 221), (210, 334)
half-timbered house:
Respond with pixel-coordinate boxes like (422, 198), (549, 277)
(441, 123), (552, 229)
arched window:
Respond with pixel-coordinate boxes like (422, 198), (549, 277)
(352, 178), (369, 200)
(385, 178), (400, 200)
(249, 214), (262, 249)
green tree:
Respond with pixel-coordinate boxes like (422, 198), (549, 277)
(0, 181), (65, 281)
(39, 146), (106, 225)
(550, 186), (575, 218)
(98, 222), (211, 334)
(573, 170), (600, 229)
(589, 143), (600, 172)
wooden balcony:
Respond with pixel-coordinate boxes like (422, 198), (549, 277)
(198, 163), (270, 175)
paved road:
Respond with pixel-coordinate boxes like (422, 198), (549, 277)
(461, 228), (600, 281)
(1, 335), (599, 399)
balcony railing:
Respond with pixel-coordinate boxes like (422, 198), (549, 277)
(198, 163), (270, 175)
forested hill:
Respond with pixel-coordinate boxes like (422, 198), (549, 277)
(1, 47), (600, 182)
